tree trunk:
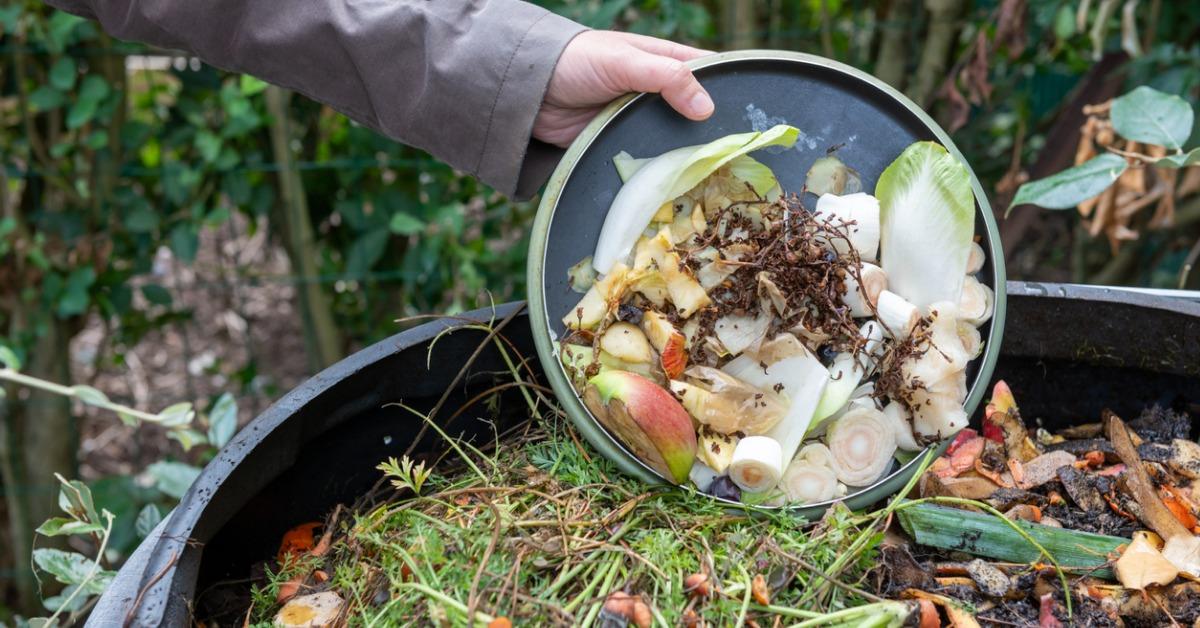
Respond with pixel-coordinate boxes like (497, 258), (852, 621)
(724, 0), (759, 50)
(264, 86), (343, 372)
(0, 316), (77, 612)
(874, 0), (912, 90)
(906, 0), (963, 108)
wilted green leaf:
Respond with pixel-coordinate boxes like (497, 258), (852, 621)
(1111, 86), (1194, 150)
(389, 213), (426, 235)
(0, 343), (21, 370)
(71, 385), (109, 407)
(29, 86), (66, 112)
(206, 393), (237, 448)
(147, 461), (201, 499)
(141, 284), (173, 307)
(57, 477), (99, 523)
(1009, 154), (1127, 211)
(1156, 147), (1200, 169)
(49, 57), (77, 91)
(37, 517), (104, 537)
(135, 504), (163, 539)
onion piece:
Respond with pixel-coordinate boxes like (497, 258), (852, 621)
(827, 407), (898, 487)
(568, 256), (597, 293)
(966, 241), (986, 275)
(882, 402), (921, 452)
(957, 320), (982, 359)
(959, 276), (994, 327)
(875, 290), (920, 339)
(814, 193), (881, 262)
(842, 263), (887, 318)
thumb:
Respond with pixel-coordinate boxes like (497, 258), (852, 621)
(608, 49), (714, 121)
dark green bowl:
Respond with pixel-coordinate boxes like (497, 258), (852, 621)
(527, 50), (1006, 518)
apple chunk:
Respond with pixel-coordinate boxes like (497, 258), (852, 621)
(585, 371), (697, 483)
(641, 311), (687, 379)
(600, 322), (654, 363)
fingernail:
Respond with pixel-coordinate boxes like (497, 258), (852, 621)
(689, 91), (714, 118)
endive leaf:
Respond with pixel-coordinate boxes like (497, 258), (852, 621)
(877, 142), (976, 309)
(593, 125), (799, 273)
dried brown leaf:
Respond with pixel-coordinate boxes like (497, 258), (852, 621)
(1116, 531), (1179, 590)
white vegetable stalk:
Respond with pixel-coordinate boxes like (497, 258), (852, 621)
(714, 312), (772, 357)
(842, 263), (887, 318)
(959, 276), (994, 327)
(724, 336), (828, 493)
(875, 290), (920, 339)
(966, 241), (986, 275)
(814, 193), (881, 262)
(728, 436), (784, 492)
(901, 302), (971, 440)
(877, 142), (976, 309)
(813, 321), (885, 423)
(881, 402), (921, 452)
(827, 407), (898, 487)
(780, 458), (839, 504)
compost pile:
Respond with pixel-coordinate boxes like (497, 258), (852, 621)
(890, 381), (1200, 627)
(204, 378), (1200, 628)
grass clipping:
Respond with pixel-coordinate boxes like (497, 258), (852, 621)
(250, 418), (915, 627)
(243, 315), (914, 626)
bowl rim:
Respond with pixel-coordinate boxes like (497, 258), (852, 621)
(526, 49), (1007, 514)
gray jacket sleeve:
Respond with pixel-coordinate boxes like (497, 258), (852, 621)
(46, 0), (587, 199)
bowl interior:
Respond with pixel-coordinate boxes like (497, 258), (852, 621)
(529, 51), (1005, 511)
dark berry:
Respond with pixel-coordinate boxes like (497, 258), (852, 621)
(817, 345), (837, 365)
(617, 303), (643, 324)
(707, 476), (742, 501)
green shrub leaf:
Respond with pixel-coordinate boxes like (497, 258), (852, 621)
(147, 461), (201, 499)
(1156, 147), (1200, 169)
(135, 504), (163, 539)
(49, 57), (77, 91)
(1110, 86), (1194, 150)
(206, 393), (238, 448)
(71, 385), (109, 407)
(157, 402), (195, 427)
(37, 517), (105, 537)
(1009, 154), (1127, 211)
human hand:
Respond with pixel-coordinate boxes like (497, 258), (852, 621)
(533, 31), (714, 148)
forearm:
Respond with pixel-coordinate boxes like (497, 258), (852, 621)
(46, 0), (586, 199)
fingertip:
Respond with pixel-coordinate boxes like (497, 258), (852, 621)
(686, 90), (715, 120)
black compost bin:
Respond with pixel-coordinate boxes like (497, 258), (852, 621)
(88, 283), (1200, 627)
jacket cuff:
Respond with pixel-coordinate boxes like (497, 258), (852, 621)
(474, 6), (586, 200)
